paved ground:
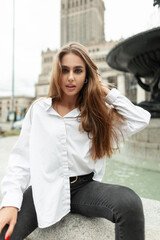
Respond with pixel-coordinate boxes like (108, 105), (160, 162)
(0, 122), (11, 131)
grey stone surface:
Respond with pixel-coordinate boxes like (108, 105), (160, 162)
(27, 214), (114, 240)
(26, 198), (160, 240)
(142, 198), (160, 240)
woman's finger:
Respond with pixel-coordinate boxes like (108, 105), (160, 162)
(0, 207), (18, 238)
(5, 222), (15, 240)
(0, 220), (7, 234)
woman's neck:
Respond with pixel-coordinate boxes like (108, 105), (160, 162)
(60, 94), (78, 109)
(52, 94), (79, 117)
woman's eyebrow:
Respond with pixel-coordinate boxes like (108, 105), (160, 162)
(62, 65), (84, 69)
(74, 66), (84, 69)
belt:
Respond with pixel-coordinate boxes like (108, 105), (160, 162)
(70, 172), (94, 184)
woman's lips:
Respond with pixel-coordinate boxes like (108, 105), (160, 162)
(66, 85), (76, 90)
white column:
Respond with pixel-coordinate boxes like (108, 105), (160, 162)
(137, 83), (146, 103)
(117, 74), (125, 96)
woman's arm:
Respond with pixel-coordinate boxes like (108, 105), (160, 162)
(104, 87), (151, 138)
(0, 105), (33, 210)
(0, 105), (33, 238)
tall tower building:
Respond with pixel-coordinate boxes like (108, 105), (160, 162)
(61, 0), (105, 46)
(36, 0), (138, 103)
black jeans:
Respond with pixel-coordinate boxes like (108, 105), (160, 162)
(0, 173), (144, 240)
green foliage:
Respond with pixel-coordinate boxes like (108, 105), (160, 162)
(0, 130), (20, 137)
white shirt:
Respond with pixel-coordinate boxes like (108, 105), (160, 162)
(0, 88), (151, 228)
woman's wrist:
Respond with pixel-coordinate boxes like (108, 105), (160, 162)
(103, 87), (110, 96)
(101, 84), (110, 96)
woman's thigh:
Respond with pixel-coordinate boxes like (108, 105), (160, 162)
(71, 180), (144, 240)
(71, 180), (144, 224)
(0, 186), (38, 240)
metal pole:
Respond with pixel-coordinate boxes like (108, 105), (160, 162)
(11, 0), (15, 129)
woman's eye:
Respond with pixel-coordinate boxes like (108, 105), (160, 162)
(75, 69), (82, 73)
(62, 69), (82, 74)
(62, 69), (68, 73)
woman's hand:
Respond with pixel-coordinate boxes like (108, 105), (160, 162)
(0, 207), (18, 239)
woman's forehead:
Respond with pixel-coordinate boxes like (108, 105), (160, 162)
(61, 52), (85, 67)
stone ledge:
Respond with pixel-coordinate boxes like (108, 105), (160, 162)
(26, 198), (160, 240)
(27, 214), (114, 240)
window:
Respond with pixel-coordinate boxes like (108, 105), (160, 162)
(44, 57), (53, 63)
(62, 3), (65, 9)
(68, 0), (70, 8)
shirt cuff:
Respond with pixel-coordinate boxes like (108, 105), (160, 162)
(0, 193), (22, 211)
(105, 88), (121, 105)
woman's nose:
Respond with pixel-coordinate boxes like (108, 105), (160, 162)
(68, 71), (74, 81)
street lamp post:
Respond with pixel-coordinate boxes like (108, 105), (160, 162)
(11, 0), (15, 129)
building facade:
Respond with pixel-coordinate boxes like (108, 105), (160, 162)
(0, 96), (33, 122)
(35, 48), (58, 98)
(36, 0), (128, 99)
(35, 0), (147, 102)
(61, 0), (105, 46)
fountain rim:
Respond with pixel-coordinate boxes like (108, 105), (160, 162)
(106, 27), (160, 76)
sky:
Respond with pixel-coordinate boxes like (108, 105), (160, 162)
(0, 0), (158, 97)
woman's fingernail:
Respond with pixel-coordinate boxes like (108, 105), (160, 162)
(5, 236), (10, 240)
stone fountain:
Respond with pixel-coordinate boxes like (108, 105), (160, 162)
(106, 1), (160, 118)
(106, 27), (160, 118)
(106, 1), (160, 170)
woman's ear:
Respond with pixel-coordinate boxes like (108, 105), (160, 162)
(84, 78), (88, 84)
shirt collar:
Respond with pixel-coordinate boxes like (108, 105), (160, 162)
(42, 97), (80, 118)
(42, 97), (52, 111)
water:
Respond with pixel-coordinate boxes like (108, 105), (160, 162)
(103, 158), (160, 201)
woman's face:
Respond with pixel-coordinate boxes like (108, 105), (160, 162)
(60, 52), (86, 100)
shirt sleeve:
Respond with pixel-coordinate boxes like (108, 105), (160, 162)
(0, 105), (33, 211)
(105, 88), (151, 139)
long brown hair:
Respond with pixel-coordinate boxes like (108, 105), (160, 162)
(48, 42), (125, 160)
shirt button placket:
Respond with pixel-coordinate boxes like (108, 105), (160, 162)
(60, 118), (70, 210)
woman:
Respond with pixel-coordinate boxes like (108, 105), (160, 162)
(0, 42), (150, 240)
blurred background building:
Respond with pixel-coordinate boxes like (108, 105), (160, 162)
(61, 0), (105, 46)
(0, 96), (33, 122)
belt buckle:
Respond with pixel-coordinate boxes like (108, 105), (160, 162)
(70, 176), (78, 184)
